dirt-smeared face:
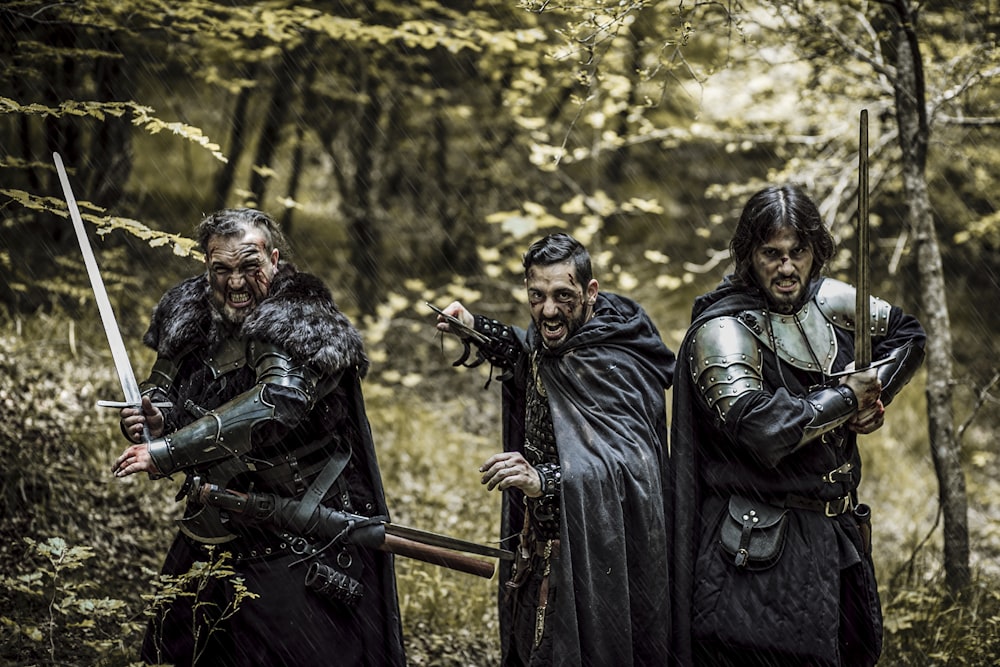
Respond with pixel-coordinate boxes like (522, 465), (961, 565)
(206, 226), (279, 325)
(751, 226), (814, 314)
(525, 260), (598, 350)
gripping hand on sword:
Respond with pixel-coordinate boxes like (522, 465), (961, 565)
(840, 364), (884, 435)
(113, 397), (165, 477)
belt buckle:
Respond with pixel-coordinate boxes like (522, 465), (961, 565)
(823, 461), (854, 484)
(825, 495), (851, 517)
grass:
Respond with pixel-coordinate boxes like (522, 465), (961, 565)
(2, 306), (999, 665)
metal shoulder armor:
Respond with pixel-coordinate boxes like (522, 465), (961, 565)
(688, 316), (763, 422)
(815, 278), (891, 337)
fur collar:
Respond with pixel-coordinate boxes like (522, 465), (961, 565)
(143, 264), (369, 377)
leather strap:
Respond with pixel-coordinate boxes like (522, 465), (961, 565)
(735, 514), (756, 567)
(783, 493), (855, 516)
(291, 445), (352, 530)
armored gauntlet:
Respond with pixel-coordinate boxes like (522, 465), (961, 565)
(147, 340), (327, 476)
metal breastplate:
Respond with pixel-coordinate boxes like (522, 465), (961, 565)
(740, 301), (839, 374)
(203, 336), (249, 379)
(524, 357), (559, 538)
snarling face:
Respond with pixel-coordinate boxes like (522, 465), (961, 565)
(205, 226), (279, 325)
(751, 226), (814, 314)
(525, 260), (598, 350)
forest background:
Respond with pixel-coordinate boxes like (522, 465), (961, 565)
(1, 0), (999, 665)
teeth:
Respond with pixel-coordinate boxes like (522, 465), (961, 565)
(230, 292), (250, 304)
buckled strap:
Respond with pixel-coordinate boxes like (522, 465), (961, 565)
(783, 493), (855, 517)
(823, 461), (855, 484)
(734, 508), (761, 567)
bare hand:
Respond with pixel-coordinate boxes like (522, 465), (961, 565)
(849, 399), (885, 434)
(119, 396), (165, 443)
(841, 365), (881, 412)
(112, 442), (160, 478)
(435, 301), (474, 337)
(480, 452), (542, 498)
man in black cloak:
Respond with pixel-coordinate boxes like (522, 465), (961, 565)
(436, 232), (676, 666)
(669, 185), (925, 666)
(113, 208), (405, 666)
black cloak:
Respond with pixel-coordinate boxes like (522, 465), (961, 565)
(669, 276), (925, 667)
(138, 264), (405, 666)
(498, 292), (676, 666)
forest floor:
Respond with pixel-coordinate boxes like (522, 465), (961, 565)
(1, 309), (999, 665)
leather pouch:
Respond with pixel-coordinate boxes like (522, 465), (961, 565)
(719, 495), (789, 571)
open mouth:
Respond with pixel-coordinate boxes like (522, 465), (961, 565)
(228, 291), (252, 307)
(773, 279), (799, 294)
(542, 319), (566, 340)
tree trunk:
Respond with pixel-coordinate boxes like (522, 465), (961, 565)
(91, 33), (133, 208)
(213, 62), (257, 211)
(884, 0), (970, 593)
(350, 79), (383, 316)
(249, 50), (296, 209)
(280, 41), (318, 236)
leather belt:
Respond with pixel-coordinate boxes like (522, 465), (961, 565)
(187, 529), (320, 563)
(783, 493), (855, 517)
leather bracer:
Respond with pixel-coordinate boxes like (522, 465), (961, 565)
(876, 340), (924, 405)
(471, 315), (522, 370)
(798, 385), (858, 446)
(147, 340), (328, 476)
(139, 356), (182, 405)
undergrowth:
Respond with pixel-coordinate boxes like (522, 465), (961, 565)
(2, 309), (999, 665)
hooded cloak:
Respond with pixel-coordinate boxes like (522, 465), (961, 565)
(498, 292), (676, 666)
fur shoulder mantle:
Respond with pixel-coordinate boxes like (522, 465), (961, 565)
(142, 265), (369, 377)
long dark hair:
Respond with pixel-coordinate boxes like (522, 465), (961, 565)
(522, 232), (593, 284)
(729, 184), (834, 287)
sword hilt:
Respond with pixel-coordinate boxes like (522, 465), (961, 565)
(97, 399), (170, 443)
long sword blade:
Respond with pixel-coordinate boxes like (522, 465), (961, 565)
(855, 110), (872, 369)
(53, 153), (144, 412)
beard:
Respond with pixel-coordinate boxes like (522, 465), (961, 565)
(536, 308), (589, 350)
(208, 303), (241, 337)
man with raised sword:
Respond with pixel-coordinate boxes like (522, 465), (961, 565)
(113, 208), (405, 666)
(669, 184), (925, 666)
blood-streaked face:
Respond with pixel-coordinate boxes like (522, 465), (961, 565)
(751, 226), (814, 314)
(525, 260), (598, 350)
(206, 227), (279, 325)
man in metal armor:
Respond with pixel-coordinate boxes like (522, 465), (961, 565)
(669, 185), (925, 666)
(113, 208), (404, 666)
(435, 233), (676, 666)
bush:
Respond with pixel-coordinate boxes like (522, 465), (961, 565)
(3, 309), (1000, 665)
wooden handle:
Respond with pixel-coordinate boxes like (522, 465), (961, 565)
(380, 533), (496, 579)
